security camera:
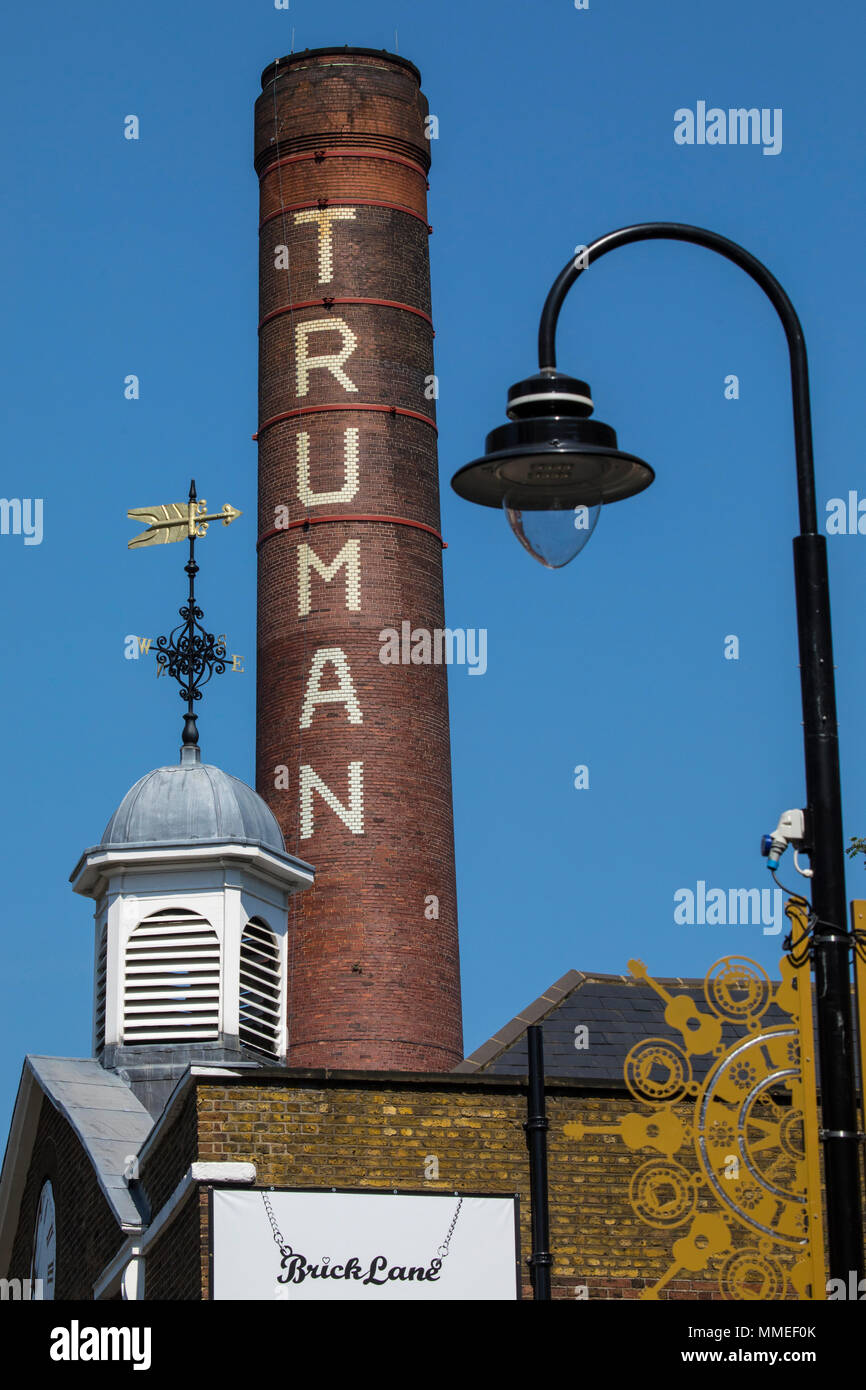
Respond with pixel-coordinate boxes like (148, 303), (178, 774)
(761, 808), (810, 872)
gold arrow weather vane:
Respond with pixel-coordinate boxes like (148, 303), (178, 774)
(125, 480), (242, 750)
(127, 497), (242, 548)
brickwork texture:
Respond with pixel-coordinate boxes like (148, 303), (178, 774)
(253, 50), (462, 1071)
(139, 1074), (801, 1301)
(8, 1097), (123, 1300)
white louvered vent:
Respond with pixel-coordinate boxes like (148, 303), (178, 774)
(122, 908), (220, 1045)
(239, 919), (282, 1059)
(94, 923), (107, 1052)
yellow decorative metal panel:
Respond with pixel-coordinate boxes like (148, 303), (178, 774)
(565, 898), (825, 1299)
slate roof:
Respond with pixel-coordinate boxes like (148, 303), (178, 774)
(454, 968), (798, 1084)
(25, 1057), (153, 1226)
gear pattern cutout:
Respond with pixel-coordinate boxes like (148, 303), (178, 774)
(564, 903), (826, 1301)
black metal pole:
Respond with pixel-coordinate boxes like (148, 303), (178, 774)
(182, 479), (199, 748)
(793, 530), (862, 1282)
(537, 223), (863, 1285)
(524, 1023), (552, 1299)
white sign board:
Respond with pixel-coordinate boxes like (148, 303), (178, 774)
(211, 1189), (520, 1300)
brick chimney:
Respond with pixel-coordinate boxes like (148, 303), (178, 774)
(253, 48), (463, 1070)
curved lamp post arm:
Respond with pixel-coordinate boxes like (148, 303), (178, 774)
(537, 220), (862, 1284)
(537, 222), (818, 535)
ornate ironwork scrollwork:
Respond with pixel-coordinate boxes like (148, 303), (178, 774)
(155, 589), (227, 705)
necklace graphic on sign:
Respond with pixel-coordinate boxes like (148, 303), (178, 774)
(262, 1191), (463, 1291)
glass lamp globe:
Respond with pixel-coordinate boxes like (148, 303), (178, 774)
(503, 495), (601, 568)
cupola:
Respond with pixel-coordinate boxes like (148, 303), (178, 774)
(70, 745), (314, 1115)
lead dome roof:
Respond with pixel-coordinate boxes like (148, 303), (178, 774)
(100, 757), (285, 854)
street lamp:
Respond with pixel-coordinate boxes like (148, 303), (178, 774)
(452, 221), (864, 1288)
(452, 368), (653, 567)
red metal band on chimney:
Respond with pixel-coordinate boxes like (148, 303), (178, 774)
(259, 298), (434, 330)
(259, 148), (429, 182)
(254, 402), (438, 440)
(257, 515), (447, 551)
(260, 199), (432, 232)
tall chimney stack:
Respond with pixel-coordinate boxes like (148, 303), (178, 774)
(254, 48), (463, 1070)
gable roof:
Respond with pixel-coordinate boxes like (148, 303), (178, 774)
(454, 967), (794, 1082)
(0, 1057), (154, 1273)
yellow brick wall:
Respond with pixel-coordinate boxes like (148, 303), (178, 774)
(180, 1077), (803, 1300)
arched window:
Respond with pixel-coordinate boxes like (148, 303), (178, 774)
(122, 908), (220, 1045)
(238, 919), (282, 1059)
(94, 923), (107, 1053)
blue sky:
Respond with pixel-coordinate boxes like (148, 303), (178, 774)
(1, 0), (865, 1130)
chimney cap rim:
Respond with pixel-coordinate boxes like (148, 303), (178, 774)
(261, 47), (421, 90)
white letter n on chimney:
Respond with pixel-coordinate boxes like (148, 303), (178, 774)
(299, 762), (364, 839)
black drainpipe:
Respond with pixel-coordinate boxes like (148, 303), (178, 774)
(524, 1023), (553, 1299)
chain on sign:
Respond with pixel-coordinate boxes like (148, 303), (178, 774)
(261, 1191), (464, 1289)
(565, 899), (825, 1300)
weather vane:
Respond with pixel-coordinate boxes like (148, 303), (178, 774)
(127, 480), (242, 749)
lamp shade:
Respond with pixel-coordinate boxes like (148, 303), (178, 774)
(452, 371), (655, 510)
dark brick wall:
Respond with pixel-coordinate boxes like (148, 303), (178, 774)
(253, 50), (462, 1071)
(8, 1096), (123, 1299)
(138, 1087), (198, 1215)
(145, 1190), (204, 1301)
